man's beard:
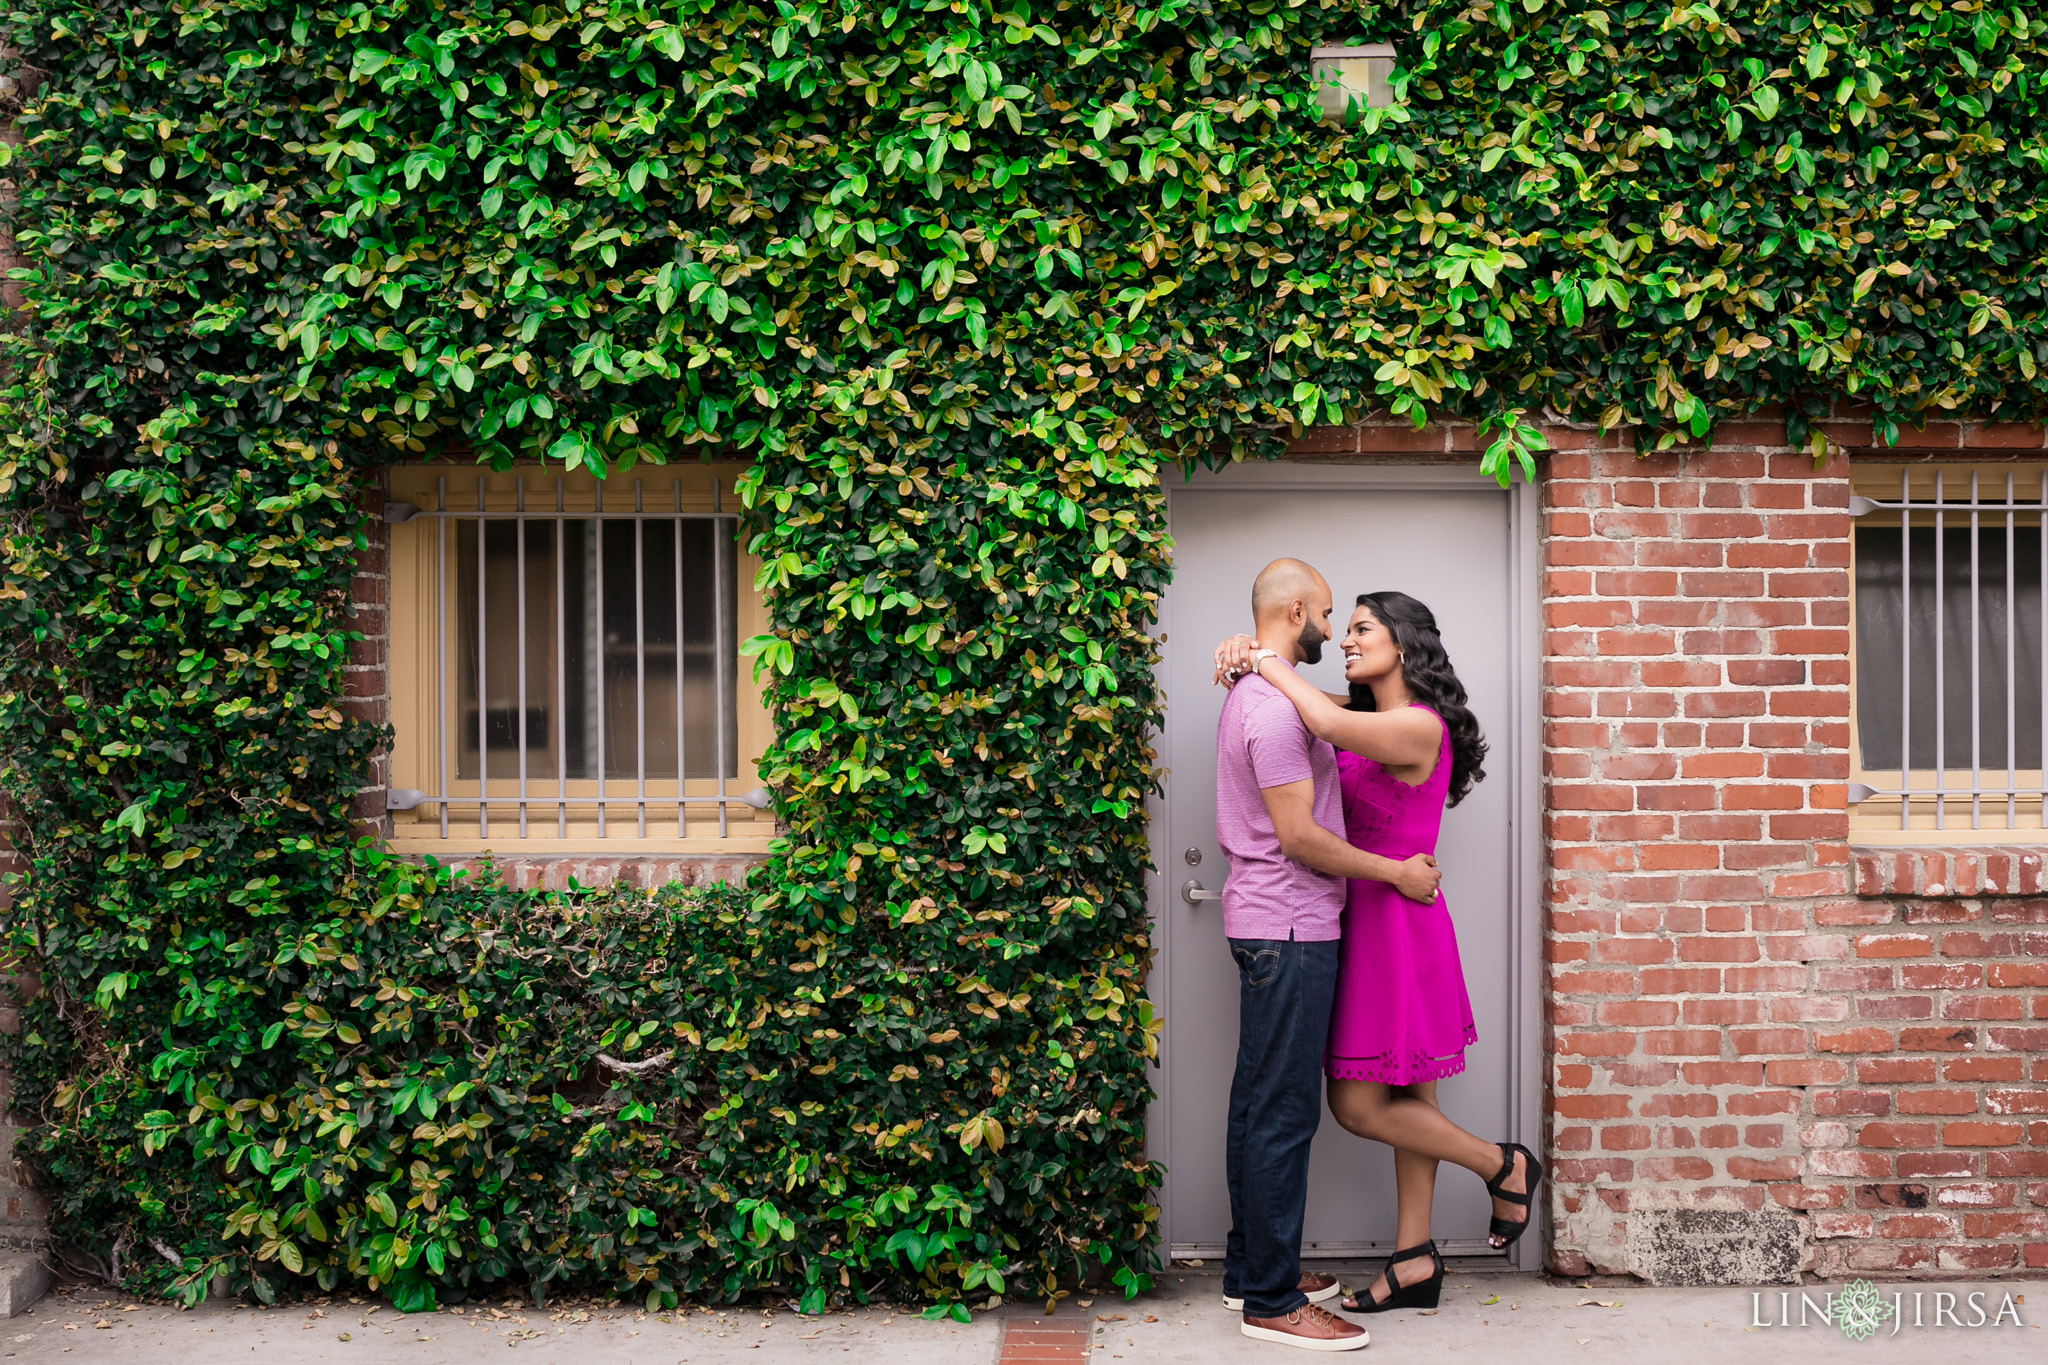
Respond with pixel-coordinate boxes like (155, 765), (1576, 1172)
(1296, 619), (1327, 666)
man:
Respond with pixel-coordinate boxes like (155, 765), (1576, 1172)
(1216, 558), (1441, 1352)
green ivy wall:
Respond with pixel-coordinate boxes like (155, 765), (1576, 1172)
(2, 0), (2046, 1311)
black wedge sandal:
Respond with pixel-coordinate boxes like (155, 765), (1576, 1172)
(1340, 1240), (1444, 1313)
(1485, 1141), (1544, 1249)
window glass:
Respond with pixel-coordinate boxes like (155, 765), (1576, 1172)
(1855, 522), (2044, 771)
(453, 516), (738, 783)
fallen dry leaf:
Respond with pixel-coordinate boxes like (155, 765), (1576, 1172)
(1576, 1338), (1592, 1345)
(1143, 1315), (1158, 1323)
(1578, 1299), (1623, 1308)
(93, 1321), (112, 1330)
(798, 1330), (825, 1339)
(1417, 1309), (1438, 1316)
(337, 1333), (351, 1342)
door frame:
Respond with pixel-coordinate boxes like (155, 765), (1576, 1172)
(1146, 459), (1546, 1271)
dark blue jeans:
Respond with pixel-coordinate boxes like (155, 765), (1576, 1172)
(1221, 935), (1341, 1318)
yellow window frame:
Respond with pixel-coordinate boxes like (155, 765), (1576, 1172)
(383, 461), (775, 856)
(1849, 461), (2048, 845)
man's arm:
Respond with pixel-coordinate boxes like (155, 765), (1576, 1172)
(1259, 778), (1440, 903)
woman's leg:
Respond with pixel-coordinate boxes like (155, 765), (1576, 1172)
(1340, 1082), (1444, 1307)
(1328, 1075), (1533, 1247)
(1391, 1083), (1441, 1252)
(1328, 1076), (1496, 1173)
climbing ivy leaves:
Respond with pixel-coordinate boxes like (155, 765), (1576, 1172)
(4, 0), (2048, 1314)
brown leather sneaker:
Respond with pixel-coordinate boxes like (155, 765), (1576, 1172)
(1224, 1271), (1343, 1312)
(1240, 1301), (1370, 1351)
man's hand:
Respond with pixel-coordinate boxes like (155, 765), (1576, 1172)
(1392, 853), (1440, 904)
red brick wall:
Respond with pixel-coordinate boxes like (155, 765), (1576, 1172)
(1541, 431), (2047, 1280)
(431, 855), (758, 892)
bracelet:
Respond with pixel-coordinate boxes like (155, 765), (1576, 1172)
(1248, 648), (1280, 672)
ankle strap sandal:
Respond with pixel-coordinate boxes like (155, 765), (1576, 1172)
(1342, 1239), (1444, 1313)
(1485, 1141), (1544, 1250)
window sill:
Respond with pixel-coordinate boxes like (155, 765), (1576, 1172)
(386, 835), (774, 859)
(1850, 844), (2048, 898)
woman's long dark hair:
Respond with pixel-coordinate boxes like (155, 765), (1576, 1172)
(1345, 591), (1489, 807)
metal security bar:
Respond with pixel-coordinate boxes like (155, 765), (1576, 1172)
(382, 474), (766, 838)
(1849, 470), (2048, 831)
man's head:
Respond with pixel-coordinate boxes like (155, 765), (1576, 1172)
(1251, 558), (1334, 666)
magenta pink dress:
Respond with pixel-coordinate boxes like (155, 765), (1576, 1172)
(1325, 706), (1478, 1084)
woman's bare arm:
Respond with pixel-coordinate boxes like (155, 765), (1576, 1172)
(1252, 656), (1439, 767)
(1209, 633), (1439, 767)
(1213, 634), (1346, 705)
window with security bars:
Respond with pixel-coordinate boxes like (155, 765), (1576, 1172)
(383, 464), (773, 851)
(1850, 464), (2048, 841)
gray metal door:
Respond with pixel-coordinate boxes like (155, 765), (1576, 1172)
(1150, 462), (1542, 1267)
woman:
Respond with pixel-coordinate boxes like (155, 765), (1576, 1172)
(1214, 592), (1540, 1313)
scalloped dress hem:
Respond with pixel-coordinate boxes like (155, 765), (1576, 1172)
(1325, 1024), (1480, 1086)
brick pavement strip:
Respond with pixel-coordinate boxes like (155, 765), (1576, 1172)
(998, 1302), (1090, 1364)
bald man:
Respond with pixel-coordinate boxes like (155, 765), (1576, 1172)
(1213, 558), (1436, 1351)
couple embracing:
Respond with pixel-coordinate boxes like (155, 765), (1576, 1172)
(1211, 558), (1542, 1352)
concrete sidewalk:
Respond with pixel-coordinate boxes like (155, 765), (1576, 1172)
(0, 1285), (999, 1363)
(0, 1271), (2037, 1364)
(1075, 1270), (2041, 1364)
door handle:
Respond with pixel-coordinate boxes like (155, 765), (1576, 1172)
(1181, 879), (1221, 906)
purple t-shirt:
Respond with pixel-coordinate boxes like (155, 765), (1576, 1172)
(1214, 671), (1346, 940)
